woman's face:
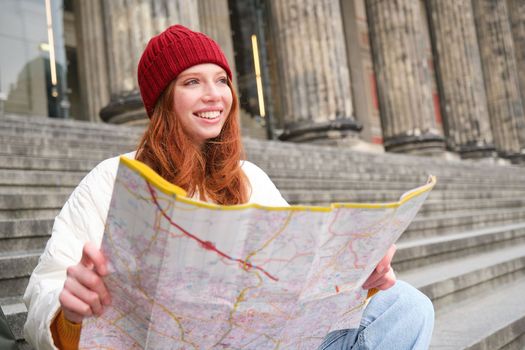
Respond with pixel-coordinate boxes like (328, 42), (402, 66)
(173, 63), (232, 145)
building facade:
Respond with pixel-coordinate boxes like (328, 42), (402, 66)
(1, 0), (525, 161)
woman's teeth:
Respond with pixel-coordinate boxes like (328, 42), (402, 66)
(196, 111), (220, 119)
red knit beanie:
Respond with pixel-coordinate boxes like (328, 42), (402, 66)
(137, 25), (232, 117)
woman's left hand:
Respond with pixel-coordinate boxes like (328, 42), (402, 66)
(362, 244), (397, 291)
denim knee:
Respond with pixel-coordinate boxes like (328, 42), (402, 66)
(354, 280), (435, 349)
(395, 280), (434, 324)
(318, 281), (435, 350)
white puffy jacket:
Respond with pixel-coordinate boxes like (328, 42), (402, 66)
(23, 152), (288, 349)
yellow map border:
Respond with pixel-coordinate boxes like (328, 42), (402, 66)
(120, 156), (436, 212)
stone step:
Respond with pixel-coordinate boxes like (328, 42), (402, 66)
(0, 115), (484, 172)
(0, 133), (137, 151)
(247, 142), (525, 175)
(0, 193), (71, 210)
(399, 244), (525, 348)
(395, 222), (525, 271)
(0, 218), (54, 240)
(0, 250), (40, 299)
(403, 208), (525, 239)
(3, 172), (525, 212)
(423, 271), (525, 349)
(281, 189), (525, 206)
(0, 143), (128, 160)
(3, 185), (524, 212)
(258, 155), (514, 174)
(0, 276), (30, 301)
(0, 249), (40, 303)
(0, 299), (27, 341)
(272, 177), (525, 192)
(265, 168), (525, 187)
(3, 114), (524, 176)
(0, 128), (138, 147)
(3, 164), (519, 194)
(1, 139), (523, 185)
(0, 209), (58, 220)
(0, 235), (50, 254)
(0, 186), (75, 195)
(0, 250), (41, 280)
(0, 145), (489, 182)
(400, 243), (525, 306)
(0, 170), (85, 186)
(416, 198), (525, 216)
(0, 117), (460, 170)
(1, 151), (522, 191)
(0, 114), (143, 137)
(4, 170), (513, 194)
(0, 155), (99, 171)
(0, 125), (140, 143)
(3, 172), (525, 207)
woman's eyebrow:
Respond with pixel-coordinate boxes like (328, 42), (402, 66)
(178, 70), (226, 79)
(177, 72), (201, 79)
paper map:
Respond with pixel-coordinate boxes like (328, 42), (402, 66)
(79, 157), (436, 349)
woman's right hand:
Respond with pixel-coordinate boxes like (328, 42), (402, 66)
(58, 242), (112, 323)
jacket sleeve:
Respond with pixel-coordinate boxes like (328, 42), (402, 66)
(23, 156), (120, 350)
(241, 160), (289, 207)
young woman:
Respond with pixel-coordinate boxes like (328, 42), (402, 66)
(23, 25), (434, 350)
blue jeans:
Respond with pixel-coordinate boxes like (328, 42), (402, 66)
(318, 280), (434, 350)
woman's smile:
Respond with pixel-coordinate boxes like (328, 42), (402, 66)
(194, 109), (223, 120)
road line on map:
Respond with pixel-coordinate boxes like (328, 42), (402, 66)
(146, 182), (279, 281)
(243, 211), (294, 269)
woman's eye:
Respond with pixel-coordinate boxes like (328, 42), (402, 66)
(218, 77), (228, 84)
(185, 79), (199, 86)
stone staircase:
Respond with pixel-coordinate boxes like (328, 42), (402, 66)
(1, 113), (524, 349)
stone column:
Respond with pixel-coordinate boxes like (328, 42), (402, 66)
(365, 0), (445, 154)
(473, 0), (525, 161)
(198, 0), (236, 83)
(268, 0), (361, 143)
(340, 0), (383, 145)
(426, 0), (495, 158)
(73, 0), (110, 122)
(99, 0), (200, 124)
(508, 0), (525, 104)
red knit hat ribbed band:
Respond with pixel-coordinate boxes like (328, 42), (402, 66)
(137, 25), (232, 117)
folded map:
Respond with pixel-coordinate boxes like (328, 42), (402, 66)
(79, 157), (436, 349)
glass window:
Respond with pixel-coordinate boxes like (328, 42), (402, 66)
(0, 0), (68, 118)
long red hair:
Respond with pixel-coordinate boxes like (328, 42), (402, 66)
(136, 80), (250, 205)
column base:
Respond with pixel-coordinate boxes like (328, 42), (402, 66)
(384, 132), (445, 155)
(278, 118), (362, 143)
(100, 91), (147, 125)
(498, 150), (525, 164)
(456, 142), (497, 159)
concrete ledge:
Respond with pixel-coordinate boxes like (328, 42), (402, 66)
(404, 208), (525, 239)
(0, 155), (99, 172)
(0, 219), (54, 239)
(0, 193), (70, 210)
(0, 251), (41, 279)
(429, 274), (525, 349)
(1, 301), (27, 341)
(395, 223), (525, 270)
(0, 170), (84, 186)
(400, 244), (525, 302)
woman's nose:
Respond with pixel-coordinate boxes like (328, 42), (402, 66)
(202, 83), (221, 102)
